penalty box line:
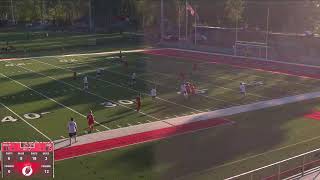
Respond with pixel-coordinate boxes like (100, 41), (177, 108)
(0, 102), (52, 141)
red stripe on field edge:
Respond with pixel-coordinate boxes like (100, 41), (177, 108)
(304, 111), (320, 121)
(54, 118), (232, 161)
(144, 49), (320, 80)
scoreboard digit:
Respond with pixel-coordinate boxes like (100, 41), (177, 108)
(1, 142), (54, 179)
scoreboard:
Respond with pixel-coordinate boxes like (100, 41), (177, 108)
(1, 142), (54, 179)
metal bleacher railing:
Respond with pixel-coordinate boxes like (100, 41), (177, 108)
(225, 147), (320, 180)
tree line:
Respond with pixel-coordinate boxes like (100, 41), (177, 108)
(1, 0), (320, 33)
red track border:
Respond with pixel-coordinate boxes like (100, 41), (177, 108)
(54, 118), (232, 161)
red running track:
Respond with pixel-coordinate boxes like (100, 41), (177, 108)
(55, 118), (232, 161)
(144, 49), (320, 80)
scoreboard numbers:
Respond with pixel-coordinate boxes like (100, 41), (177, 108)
(1, 142), (54, 178)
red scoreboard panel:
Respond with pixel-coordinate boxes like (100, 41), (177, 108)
(1, 142), (54, 179)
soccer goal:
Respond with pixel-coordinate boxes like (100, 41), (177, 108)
(234, 40), (269, 60)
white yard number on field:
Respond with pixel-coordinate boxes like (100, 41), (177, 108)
(1, 112), (49, 123)
(59, 59), (78, 63)
(24, 113), (41, 120)
(101, 99), (135, 108)
(1, 116), (18, 122)
(5, 63), (30, 67)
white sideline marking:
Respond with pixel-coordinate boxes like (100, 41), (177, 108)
(60, 136), (65, 139)
(1, 48), (153, 62)
(0, 102), (52, 141)
(117, 125), (122, 128)
(144, 50), (315, 89)
(167, 47), (320, 69)
(17, 65), (160, 122)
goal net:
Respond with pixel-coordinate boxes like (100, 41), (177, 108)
(234, 41), (269, 59)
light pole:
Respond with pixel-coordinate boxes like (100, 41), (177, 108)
(10, 0), (15, 24)
(160, 0), (164, 41)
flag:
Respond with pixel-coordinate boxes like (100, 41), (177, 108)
(186, 3), (195, 16)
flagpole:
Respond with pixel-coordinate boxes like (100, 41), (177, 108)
(235, 17), (238, 55)
(178, 4), (181, 40)
(185, 0), (188, 40)
(194, 7), (197, 45)
(266, 7), (270, 60)
(160, 0), (164, 41)
(10, 0), (15, 24)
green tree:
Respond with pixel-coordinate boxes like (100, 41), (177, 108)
(225, 0), (245, 23)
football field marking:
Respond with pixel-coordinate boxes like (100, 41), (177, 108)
(144, 52), (315, 89)
(65, 56), (265, 103)
(16, 65), (161, 121)
(0, 102), (52, 141)
(33, 58), (204, 113)
(0, 72), (110, 130)
(57, 57), (239, 105)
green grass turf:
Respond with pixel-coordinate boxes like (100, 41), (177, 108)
(12, 98), (320, 180)
(0, 31), (147, 58)
(1, 51), (320, 179)
(1, 51), (320, 141)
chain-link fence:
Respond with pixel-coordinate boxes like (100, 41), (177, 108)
(154, 0), (320, 65)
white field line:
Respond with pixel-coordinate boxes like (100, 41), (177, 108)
(145, 51), (315, 89)
(142, 52), (273, 99)
(44, 57), (204, 113)
(158, 48), (320, 82)
(0, 102), (52, 141)
(51, 56), (238, 107)
(34, 57), (203, 112)
(167, 47), (320, 70)
(16, 65), (160, 121)
(130, 58), (312, 97)
(1, 48), (154, 62)
(0, 72), (109, 130)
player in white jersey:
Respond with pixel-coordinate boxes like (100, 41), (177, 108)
(131, 72), (136, 85)
(150, 87), (157, 100)
(240, 82), (246, 97)
(83, 76), (88, 90)
(96, 68), (102, 78)
(180, 83), (188, 99)
(67, 118), (77, 145)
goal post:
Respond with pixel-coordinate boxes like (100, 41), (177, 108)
(234, 40), (269, 60)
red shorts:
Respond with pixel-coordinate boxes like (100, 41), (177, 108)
(88, 121), (94, 126)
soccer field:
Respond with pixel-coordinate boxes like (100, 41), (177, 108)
(1, 49), (320, 142)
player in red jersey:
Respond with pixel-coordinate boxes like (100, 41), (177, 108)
(179, 72), (185, 81)
(136, 95), (141, 112)
(190, 83), (196, 95)
(87, 110), (95, 133)
(192, 63), (198, 71)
